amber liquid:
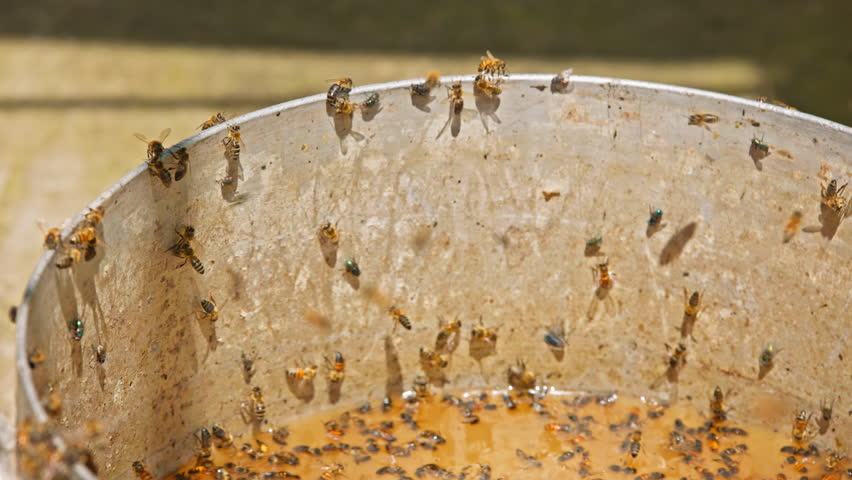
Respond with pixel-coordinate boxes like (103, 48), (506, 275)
(167, 391), (842, 480)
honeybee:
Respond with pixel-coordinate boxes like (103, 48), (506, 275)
(551, 68), (573, 93)
(223, 125), (243, 164)
(650, 343), (688, 389)
(710, 386), (728, 423)
(688, 113), (719, 127)
(478, 50), (508, 77)
(318, 221), (339, 247)
(817, 398), (834, 435)
(146, 157), (172, 187)
(435, 315), (462, 354)
(821, 178), (849, 213)
(507, 359), (536, 391)
(758, 343), (781, 379)
(241, 386), (267, 425)
(132, 461), (154, 480)
(43, 392), (62, 417)
(195, 427), (212, 460)
(473, 74), (502, 97)
(389, 305), (411, 330)
(199, 112), (227, 130)
(791, 410), (811, 444)
(28, 348), (45, 369)
(286, 365), (318, 382)
(135, 128), (171, 161)
(211, 425), (234, 449)
(42, 226), (62, 249)
(197, 295), (222, 321)
(783, 210), (803, 243)
(437, 82), (466, 139)
(326, 78), (353, 107)
(241, 350), (257, 384)
(627, 430), (642, 458)
(470, 317), (499, 361)
(333, 97), (356, 116)
(594, 259), (613, 290)
(174, 243), (205, 274)
(325, 351), (345, 384)
(343, 258), (360, 276)
(84, 206), (105, 227)
(320, 463), (345, 480)
(96, 345), (106, 364)
(55, 246), (83, 269)
(411, 71), (440, 96)
(69, 226), (97, 252)
(683, 289), (701, 318)
(171, 146), (190, 182)
(419, 346), (449, 370)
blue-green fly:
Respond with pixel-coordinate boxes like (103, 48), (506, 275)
(70, 318), (84, 340)
(344, 258), (361, 277)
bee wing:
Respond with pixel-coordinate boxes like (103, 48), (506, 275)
(159, 128), (172, 143)
(461, 109), (478, 121)
(133, 132), (149, 143)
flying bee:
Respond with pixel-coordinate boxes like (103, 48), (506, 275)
(197, 295), (224, 321)
(478, 50), (508, 77)
(473, 74), (503, 97)
(134, 128), (171, 161)
(411, 71), (440, 96)
(820, 178), (849, 213)
(333, 97), (356, 116)
(132, 461), (154, 480)
(170, 146), (190, 182)
(55, 246), (83, 269)
(791, 410), (811, 444)
(326, 78), (353, 107)
(389, 305), (411, 330)
(627, 430), (642, 458)
(758, 343), (781, 379)
(710, 386), (728, 423)
(241, 386), (267, 425)
(198, 112), (227, 130)
(287, 364), (318, 382)
(687, 113), (719, 127)
(783, 210), (803, 243)
(507, 359), (536, 391)
(174, 242), (205, 274)
(594, 259), (613, 290)
(435, 315), (462, 354)
(817, 398), (834, 434)
(343, 258), (360, 276)
(28, 348), (45, 369)
(325, 351), (345, 384)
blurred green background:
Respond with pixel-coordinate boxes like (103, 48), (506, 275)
(0, 0), (850, 422)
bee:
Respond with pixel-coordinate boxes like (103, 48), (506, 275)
(199, 112), (227, 130)
(507, 359), (536, 391)
(211, 425), (234, 449)
(84, 206), (105, 227)
(132, 461), (154, 480)
(688, 113), (719, 127)
(320, 463), (345, 480)
(437, 82), (466, 139)
(478, 50), (508, 77)
(419, 346), (448, 370)
(28, 348), (45, 369)
(318, 221), (339, 247)
(195, 427), (212, 460)
(56, 245), (83, 269)
(223, 125), (243, 163)
(683, 289), (701, 318)
(333, 97), (356, 116)
(241, 386), (267, 425)
(69, 226), (98, 255)
(473, 74), (502, 97)
(214, 468), (231, 480)
(197, 295), (222, 321)
(146, 157), (172, 187)
(286, 365), (318, 382)
(412, 375), (431, 397)
(171, 146), (190, 182)
(326, 78), (353, 107)
(43, 392), (62, 417)
(343, 258), (360, 277)
(817, 398), (834, 435)
(594, 259), (613, 290)
(96, 345), (106, 364)
(710, 386), (728, 423)
(325, 351), (345, 384)
(820, 178), (849, 213)
(783, 210), (803, 243)
(627, 430), (642, 458)
(42, 226), (62, 249)
(389, 305), (411, 330)
(241, 351), (257, 384)
(648, 207), (664, 227)
(791, 410), (811, 444)
(69, 317), (84, 341)
(135, 128), (171, 161)
(434, 316), (462, 354)
(272, 426), (290, 446)
(758, 343), (781, 379)
(470, 318), (499, 361)
(667, 343), (688, 369)
(411, 71), (440, 96)
(551, 68), (573, 93)
(174, 242), (205, 274)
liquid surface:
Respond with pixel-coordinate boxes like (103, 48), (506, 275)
(165, 391), (849, 480)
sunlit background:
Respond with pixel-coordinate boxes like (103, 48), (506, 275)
(1, 0), (850, 431)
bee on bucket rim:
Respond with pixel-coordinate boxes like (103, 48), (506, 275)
(134, 128), (171, 161)
(56, 245), (83, 269)
(474, 74), (503, 97)
(198, 112), (227, 130)
(326, 78), (353, 107)
(478, 50), (508, 77)
(411, 71), (441, 96)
